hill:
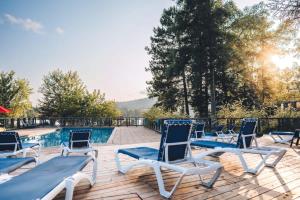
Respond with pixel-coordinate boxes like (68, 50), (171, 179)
(117, 98), (156, 116)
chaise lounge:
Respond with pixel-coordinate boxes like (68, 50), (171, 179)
(0, 131), (40, 157)
(0, 155), (97, 200)
(61, 129), (98, 158)
(115, 120), (223, 198)
(191, 118), (287, 174)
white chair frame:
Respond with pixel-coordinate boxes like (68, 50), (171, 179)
(269, 132), (294, 144)
(41, 155), (97, 200)
(115, 141), (223, 198)
(0, 140), (41, 159)
(195, 133), (287, 174)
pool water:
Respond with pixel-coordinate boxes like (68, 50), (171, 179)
(21, 127), (114, 147)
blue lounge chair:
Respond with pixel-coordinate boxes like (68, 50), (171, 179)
(0, 157), (37, 183)
(61, 129), (98, 157)
(115, 120), (223, 198)
(193, 123), (233, 142)
(0, 157), (36, 174)
(192, 121), (205, 139)
(191, 118), (287, 174)
(0, 131), (40, 157)
(0, 155), (97, 200)
(269, 131), (295, 144)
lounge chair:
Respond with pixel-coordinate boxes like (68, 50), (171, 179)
(115, 120), (223, 198)
(191, 118), (287, 174)
(0, 157), (37, 183)
(61, 129), (98, 157)
(0, 155), (97, 200)
(199, 125), (234, 142)
(269, 131), (295, 144)
(192, 121), (205, 139)
(0, 131), (40, 157)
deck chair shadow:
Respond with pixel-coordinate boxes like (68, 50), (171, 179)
(0, 131), (40, 158)
(191, 118), (287, 175)
(61, 129), (98, 158)
(0, 155), (97, 200)
(115, 120), (223, 198)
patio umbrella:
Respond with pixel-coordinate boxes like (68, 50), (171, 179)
(0, 106), (11, 113)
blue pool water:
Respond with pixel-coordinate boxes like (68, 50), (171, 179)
(21, 127), (114, 147)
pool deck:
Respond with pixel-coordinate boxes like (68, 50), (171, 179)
(7, 127), (300, 200)
(12, 127), (57, 136)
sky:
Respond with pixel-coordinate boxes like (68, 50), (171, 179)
(0, 0), (263, 105)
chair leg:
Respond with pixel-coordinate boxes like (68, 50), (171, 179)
(265, 150), (287, 168)
(201, 166), (223, 188)
(65, 178), (75, 200)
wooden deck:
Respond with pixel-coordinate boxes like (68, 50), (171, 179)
(9, 127), (300, 200)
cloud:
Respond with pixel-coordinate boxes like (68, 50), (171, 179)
(55, 27), (64, 35)
(4, 13), (43, 33)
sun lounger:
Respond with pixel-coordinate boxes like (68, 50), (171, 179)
(0, 131), (40, 157)
(269, 131), (295, 144)
(61, 129), (98, 157)
(0, 155), (97, 200)
(0, 157), (36, 174)
(0, 157), (37, 183)
(115, 120), (223, 198)
(191, 118), (287, 174)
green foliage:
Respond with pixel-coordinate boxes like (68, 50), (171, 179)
(217, 101), (267, 118)
(273, 109), (300, 118)
(39, 69), (121, 118)
(142, 107), (186, 122)
(0, 71), (32, 118)
(147, 1), (298, 116)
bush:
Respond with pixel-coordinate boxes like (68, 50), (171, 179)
(143, 107), (187, 122)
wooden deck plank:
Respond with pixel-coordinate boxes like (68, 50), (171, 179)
(7, 127), (300, 200)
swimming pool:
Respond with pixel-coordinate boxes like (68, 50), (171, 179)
(21, 127), (114, 147)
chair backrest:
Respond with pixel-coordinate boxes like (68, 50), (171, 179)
(0, 131), (22, 152)
(214, 125), (224, 132)
(236, 118), (257, 148)
(228, 124), (235, 131)
(157, 120), (192, 162)
(69, 129), (91, 149)
(193, 122), (205, 138)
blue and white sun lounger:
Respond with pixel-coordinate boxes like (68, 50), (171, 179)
(269, 131), (295, 144)
(0, 131), (40, 158)
(0, 155), (97, 200)
(0, 157), (36, 174)
(61, 129), (98, 158)
(0, 157), (37, 183)
(191, 118), (287, 174)
(192, 121), (205, 139)
(115, 120), (223, 198)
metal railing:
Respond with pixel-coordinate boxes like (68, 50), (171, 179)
(1, 117), (299, 136)
(0, 117), (145, 129)
(144, 117), (300, 136)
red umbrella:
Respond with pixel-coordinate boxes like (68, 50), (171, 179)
(0, 106), (11, 113)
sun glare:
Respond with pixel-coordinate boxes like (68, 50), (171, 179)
(270, 55), (295, 70)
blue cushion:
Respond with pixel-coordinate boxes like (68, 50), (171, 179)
(191, 140), (237, 149)
(0, 156), (92, 200)
(118, 147), (159, 160)
(270, 131), (294, 136)
(0, 157), (36, 173)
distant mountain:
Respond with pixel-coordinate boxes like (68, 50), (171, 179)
(117, 98), (156, 116)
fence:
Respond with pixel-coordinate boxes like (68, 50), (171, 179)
(1, 117), (299, 135)
(144, 117), (300, 136)
(0, 117), (145, 129)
